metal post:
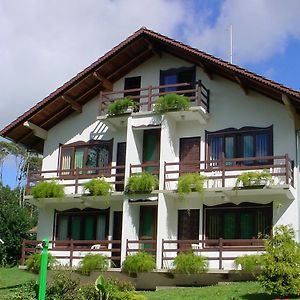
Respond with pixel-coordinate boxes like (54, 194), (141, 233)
(38, 238), (49, 300)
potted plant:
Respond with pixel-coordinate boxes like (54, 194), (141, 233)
(177, 173), (207, 200)
(31, 181), (65, 198)
(83, 177), (112, 201)
(125, 172), (158, 194)
(107, 97), (137, 116)
(235, 171), (273, 188)
(154, 93), (190, 113)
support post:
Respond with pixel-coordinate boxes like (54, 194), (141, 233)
(38, 238), (49, 300)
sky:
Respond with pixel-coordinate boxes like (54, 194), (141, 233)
(1, 0), (300, 187)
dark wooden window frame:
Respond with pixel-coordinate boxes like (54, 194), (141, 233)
(59, 139), (113, 179)
(139, 206), (158, 241)
(203, 202), (273, 244)
(205, 126), (273, 167)
(55, 208), (110, 241)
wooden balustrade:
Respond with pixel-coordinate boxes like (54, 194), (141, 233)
(126, 239), (157, 257)
(99, 81), (209, 115)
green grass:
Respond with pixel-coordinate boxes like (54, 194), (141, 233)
(141, 281), (300, 300)
(0, 267), (35, 288)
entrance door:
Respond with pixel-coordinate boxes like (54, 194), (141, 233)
(112, 211), (122, 267)
(139, 206), (157, 251)
(143, 129), (160, 173)
(178, 209), (200, 249)
(179, 137), (200, 173)
(116, 142), (126, 191)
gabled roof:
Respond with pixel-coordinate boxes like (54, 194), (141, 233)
(1, 27), (300, 153)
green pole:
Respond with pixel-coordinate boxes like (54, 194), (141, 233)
(38, 238), (49, 300)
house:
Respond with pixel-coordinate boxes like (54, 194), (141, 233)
(1, 27), (299, 270)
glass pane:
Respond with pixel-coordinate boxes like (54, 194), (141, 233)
(240, 212), (253, 239)
(87, 147), (97, 174)
(84, 216), (95, 240)
(98, 148), (110, 169)
(71, 216), (81, 240)
(209, 136), (223, 166)
(225, 136), (234, 165)
(243, 135), (254, 165)
(61, 148), (72, 175)
(207, 213), (220, 239)
(74, 148), (84, 174)
(96, 215), (106, 240)
(57, 215), (68, 240)
(223, 213), (236, 239)
(163, 74), (177, 92)
(256, 133), (269, 163)
(255, 210), (270, 236)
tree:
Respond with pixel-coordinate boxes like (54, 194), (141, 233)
(0, 185), (35, 265)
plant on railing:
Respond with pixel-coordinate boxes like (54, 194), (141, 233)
(235, 170), (273, 188)
(31, 181), (65, 198)
(172, 251), (208, 274)
(25, 253), (57, 273)
(108, 97), (137, 116)
(177, 173), (207, 200)
(83, 177), (112, 200)
(125, 172), (158, 194)
(77, 253), (108, 275)
(122, 252), (156, 276)
(234, 254), (262, 275)
(154, 93), (190, 113)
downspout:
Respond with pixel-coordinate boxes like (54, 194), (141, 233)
(296, 129), (300, 242)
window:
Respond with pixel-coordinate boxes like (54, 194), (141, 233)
(206, 126), (273, 166)
(204, 203), (272, 240)
(60, 139), (113, 177)
(55, 208), (109, 241)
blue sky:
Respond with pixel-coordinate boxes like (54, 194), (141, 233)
(1, 0), (300, 187)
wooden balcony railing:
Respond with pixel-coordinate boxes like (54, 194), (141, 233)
(21, 239), (121, 267)
(164, 154), (294, 189)
(99, 81), (209, 115)
(162, 238), (264, 270)
(126, 239), (157, 257)
(130, 163), (160, 177)
(26, 165), (125, 195)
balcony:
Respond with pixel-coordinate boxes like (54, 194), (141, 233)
(164, 154), (295, 201)
(98, 81), (210, 129)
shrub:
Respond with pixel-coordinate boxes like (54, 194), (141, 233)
(172, 251), (208, 274)
(76, 284), (101, 300)
(258, 225), (300, 297)
(31, 181), (64, 198)
(108, 97), (138, 116)
(177, 173), (207, 199)
(234, 254), (262, 274)
(25, 252), (57, 273)
(83, 177), (112, 199)
(77, 253), (109, 275)
(3, 280), (38, 300)
(154, 93), (190, 113)
(122, 252), (156, 276)
(235, 171), (273, 188)
(125, 172), (158, 194)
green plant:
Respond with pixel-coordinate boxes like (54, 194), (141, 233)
(2, 280), (38, 300)
(31, 181), (65, 198)
(234, 254), (262, 274)
(95, 275), (117, 300)
(25, 252), (57, 273)
(172, 251), (208, 274)
(77, 253), (108, 275)
(154, 93), (190, 113)
(235, 171), (273, 188)
(125, 172), (158, 194)
(122, 252), (156, 276)
(108, 97), (137, 116)
(258, 225), (300, 297)
(83, 177), (112, 199)
(177, 173), (207, 199)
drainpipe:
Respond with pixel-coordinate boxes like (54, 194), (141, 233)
(296, 129), (300, 242)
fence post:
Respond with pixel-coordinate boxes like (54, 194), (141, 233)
(148, 86), (153, 111)
(75, 168), (79, 194)
(196, 80), (201, 107)
(125, 239), (129, 257)
(219, 238), (223, 270)
(285, 153), (289, 184)
(221, 153), (225, 187)
(69, 240), (74, 267)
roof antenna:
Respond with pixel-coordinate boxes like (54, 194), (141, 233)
(229, 24), (233, 64)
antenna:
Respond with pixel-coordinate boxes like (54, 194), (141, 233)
(230, 24), (233, 64)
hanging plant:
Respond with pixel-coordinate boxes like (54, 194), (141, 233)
(125, 172), (158, 194)
(107, 97), (137, 116)
(235, 171), (273, 188)
(154, 93), (190, 114)
(83, 177), (112, 201)
(177, 173), (207, 200)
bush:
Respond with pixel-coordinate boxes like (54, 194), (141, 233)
(172, 251), (208, 274)
(235, 171), (273, 187)
(154, 93), (190, 113)
(125, 172), (158, 194)
(177, 173), (207, 199)
(234, 254), (262, 274)
(259, 225), (300, 297)
(31, 181), (64, 198)
(83, 177), (112, 198)
(77, 253), (109, 275)
(108, 97), (138, 116)
(2, 280), (38, 300)
(122, 252), (156, 276)
(25, 252), (57, 273)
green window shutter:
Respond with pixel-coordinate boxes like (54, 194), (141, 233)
(223, 213), (236, 239)
(57, 215), (68, 240)
(96, 215), (106, 240)
(84, 216), (95, 240)
(71, 216), (81, 240)
(240, 212), (253, 239)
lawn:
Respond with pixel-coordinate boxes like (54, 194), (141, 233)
(142, 281), (300, 300)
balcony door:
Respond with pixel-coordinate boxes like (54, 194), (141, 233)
(124, 76), (141, 110)
(143, 129), (160, 173)
(115, 142), (126, 191)
(178, 209), (199, 248)
(139, 206), (157, 250)
(179, 137), (200, 174)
